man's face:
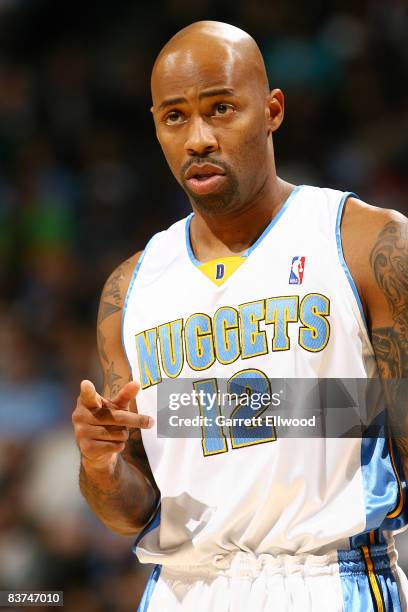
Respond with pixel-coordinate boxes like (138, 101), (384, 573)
(151, 43), (275, 215)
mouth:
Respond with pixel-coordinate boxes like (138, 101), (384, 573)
(191, 173), (219, 181)
(185, 163), (227, 195)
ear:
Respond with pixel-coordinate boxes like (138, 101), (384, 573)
(265, 88), (284, 134)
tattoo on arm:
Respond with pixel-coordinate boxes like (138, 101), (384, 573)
(370, 221), (408, 373)
(371, 328), (404, 379)
(80, 455), (122, 503)
(97, 328), (108, 364)
(104, 260), (131, 306)
(370, 221), (408, 348)
(370, 220), (408, 455)
(105, 362), (123, 397)
(98, 301), (121, 323)
(96, 258), (132, 396)
(97, 259), (131, 328)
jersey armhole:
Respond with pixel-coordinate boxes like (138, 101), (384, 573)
(335, 192), (370, 333)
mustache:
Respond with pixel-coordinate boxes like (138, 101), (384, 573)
(181, 156), (231, 178)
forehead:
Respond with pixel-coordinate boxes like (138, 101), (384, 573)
(151, 44), (247, 104)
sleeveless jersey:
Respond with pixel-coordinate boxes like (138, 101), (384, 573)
(122, 185), (408, 567)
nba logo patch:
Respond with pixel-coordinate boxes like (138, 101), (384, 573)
(289, 256), (305, 285)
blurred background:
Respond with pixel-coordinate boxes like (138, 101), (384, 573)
(0, 0), (407, 610)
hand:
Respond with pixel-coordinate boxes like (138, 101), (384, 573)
(72, 379), (153, 472)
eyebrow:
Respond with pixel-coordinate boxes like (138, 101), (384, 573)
(158, 87), (235, 110)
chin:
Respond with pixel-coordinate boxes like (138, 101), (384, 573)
(184, 185), (238, 215)
(191, 195), (236, 215)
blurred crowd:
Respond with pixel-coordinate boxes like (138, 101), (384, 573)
(0, 0), (407, 610)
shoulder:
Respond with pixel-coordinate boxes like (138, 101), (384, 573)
(97, 252), (142, 355)
(341, 196), (407, 271)
(99, 251), (143, 318)
(341, 196), (408, 324)
(342, 196), (407, 241)
(96, 252), (143, 394)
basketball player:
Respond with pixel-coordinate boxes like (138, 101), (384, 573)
(72, 21), (408, 611)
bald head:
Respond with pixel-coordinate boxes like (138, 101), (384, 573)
(149, 20), (284, 216)
(151, 21), (270, 101)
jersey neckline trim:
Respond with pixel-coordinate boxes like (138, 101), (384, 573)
(184, 184), (305, 267)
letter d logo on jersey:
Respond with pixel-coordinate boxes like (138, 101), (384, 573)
(289, 256), (305, 284)
(216, 263), (225, 280)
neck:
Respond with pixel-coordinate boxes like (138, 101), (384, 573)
(189, 175), (295, 263)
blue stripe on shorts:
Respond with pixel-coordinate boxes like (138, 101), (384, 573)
(338, 545), (401, 611)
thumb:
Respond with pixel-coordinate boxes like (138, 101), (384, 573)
(111, 380), (140, 409)
(80, 379), (102, 409)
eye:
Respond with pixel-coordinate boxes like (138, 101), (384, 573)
(164, 111), (185, 125)
(213, 103), (235, 117)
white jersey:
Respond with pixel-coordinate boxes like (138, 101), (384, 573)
(122, 184), (407, 568)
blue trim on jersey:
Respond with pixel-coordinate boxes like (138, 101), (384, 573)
(137, 564), (161, 612)
(361, 435), (400, 531)
(380, 438), (408, 533)
(133, 505), (161, 552)
(185, 213), (201, 266)
(243, 184), (304, 257)
(335, 192), (369, 330)
(349, 419), (405, 550)
(338, 545), (402, 611)
(184, 184), (304, 265)
(121, 233), (160, 372)
(348, 407), (408, 548)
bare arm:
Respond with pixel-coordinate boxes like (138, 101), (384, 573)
(342, 198), (408, 481)
(368, 219), (408, 470)
(73, 253), (160, 535)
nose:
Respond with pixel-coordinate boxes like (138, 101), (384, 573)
(184, 116), (218, 156)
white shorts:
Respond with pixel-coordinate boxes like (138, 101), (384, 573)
(137, 544), (408, 611)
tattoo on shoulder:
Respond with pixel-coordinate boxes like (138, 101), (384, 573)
(97, 259), (132, 328)
(370, 221), (408, 452)
(370, 221), (408, 364)
(96, 258), (135, 395)
(104, 259), (132, 306)
(370, 220), (408, 375)
(370, 221), (408, 333)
